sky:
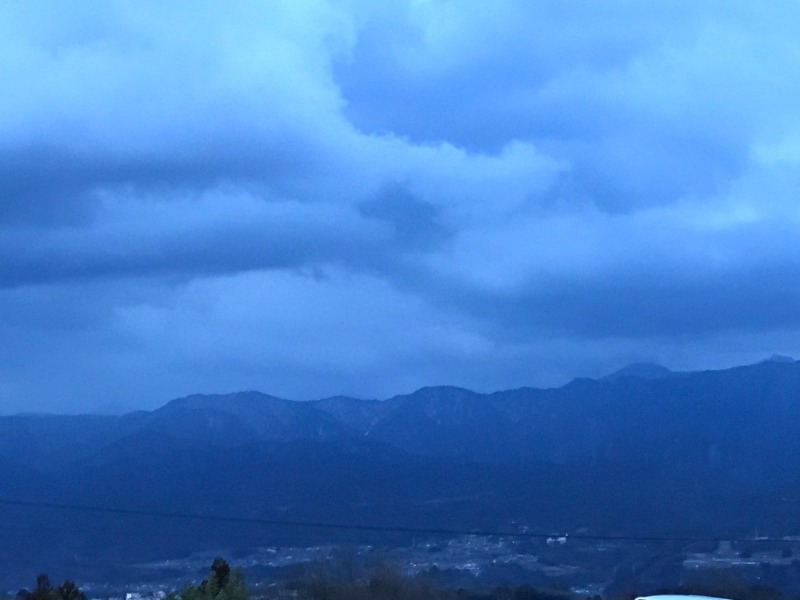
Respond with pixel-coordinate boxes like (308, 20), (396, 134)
(3, 0), (800, 413)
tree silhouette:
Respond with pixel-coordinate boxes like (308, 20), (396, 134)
(168, 557), (247, 600)
(19, 575), (86, 600)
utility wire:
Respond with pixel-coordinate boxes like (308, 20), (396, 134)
(0, 498), (796, 544)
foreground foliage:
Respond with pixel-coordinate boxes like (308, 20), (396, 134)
(291, 559), (571, 600)
(12, 556), (792, 600)
(17, 575), (86, 600)
(168, 558), (248, 600)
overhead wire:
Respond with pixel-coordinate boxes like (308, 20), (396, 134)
(0, 498), (795, 544)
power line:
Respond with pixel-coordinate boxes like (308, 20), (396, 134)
(0, 498), (796, 544)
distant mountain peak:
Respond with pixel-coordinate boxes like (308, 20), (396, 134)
(761, 354), (795, 364)
(398, 385), (481, 402)
(602, 362), (673, 381)
(413, 385), (476, 394)
(163, 390), (285, 409)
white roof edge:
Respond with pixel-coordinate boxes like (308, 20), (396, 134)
(636, 596), (735, 600)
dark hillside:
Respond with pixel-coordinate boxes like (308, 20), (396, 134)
(2, 359), (800, 588)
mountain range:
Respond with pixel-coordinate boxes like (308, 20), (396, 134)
(2, 357), (800, 588)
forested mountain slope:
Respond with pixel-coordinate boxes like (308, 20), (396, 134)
(2, 358), (799, 587)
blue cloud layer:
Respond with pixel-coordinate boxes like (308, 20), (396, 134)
(2, 0), (800, 411)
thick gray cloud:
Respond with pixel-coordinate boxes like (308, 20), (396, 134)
(337, 1), (800, 210)
(358, 182), (452, 250)
(2, 0), (800, 412)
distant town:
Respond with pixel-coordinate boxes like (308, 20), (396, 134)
(70, 534), (800, 600)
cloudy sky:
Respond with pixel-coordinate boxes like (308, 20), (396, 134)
(3, 1), (800, 413)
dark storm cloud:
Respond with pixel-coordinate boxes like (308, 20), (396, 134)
(0, 123), (330, 228)
(3, 0), (800, 412)
(335, 1), (796, 211)
(472, 260), (800, 340)
(358, 183), (452, 250)
(335, 1), (704, 148)
(0, 197), (389, 288)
